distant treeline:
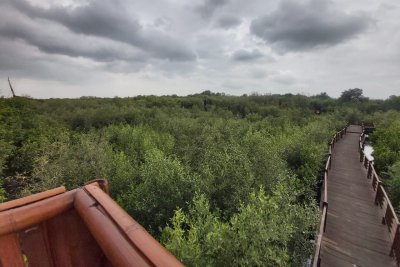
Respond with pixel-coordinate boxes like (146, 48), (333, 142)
(1, 89), (399, 266)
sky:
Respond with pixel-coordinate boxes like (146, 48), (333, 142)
(0, 0), (399, 99)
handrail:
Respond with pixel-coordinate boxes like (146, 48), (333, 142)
(0, 186), (66, 212)
(358, 131), (400, 264)
(312, 126), (347, 267)
(0, 181), (184, 267)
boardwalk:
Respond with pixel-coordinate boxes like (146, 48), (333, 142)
(320, 125), (397, 266)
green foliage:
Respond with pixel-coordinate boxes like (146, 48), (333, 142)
(371, 112), (400, 172)
(104, 124), (175, 163)
(197, 139), (255, 216)
(370, 111), (400, 209)
(386, 161), (400, 211)
(28, 132), (113, 191)
(162, 183), (317, 267)
(2, 92), (394, 265)
(0, 185), (5, 203)
(0, 139), (13, 178)
(119, 149), (195, 234)
(339, 88), (364, 102)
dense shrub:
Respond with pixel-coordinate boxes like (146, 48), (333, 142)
(1, 91), (396, 265)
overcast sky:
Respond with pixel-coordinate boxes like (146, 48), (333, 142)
(0, 0), (399, 98)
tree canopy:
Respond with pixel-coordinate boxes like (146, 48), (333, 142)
(339, 88), (365, 102)
(1, 92), (399, 266)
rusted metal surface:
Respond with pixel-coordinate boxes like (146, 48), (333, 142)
(320, 125), (397, 267)
(0, 181), (183, 267)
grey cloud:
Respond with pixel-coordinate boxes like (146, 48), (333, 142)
(250, 69), (268, 79)
(6, 0), (196, 61)
(215, 14), (242, 29)
(232, 49), (264, 61)
(194, 33), (227, 59)
(195, 0), (229, 18)
(250, 0), (373, 52)
(271, 72), (296, 85)
(0, 39), (93, 82)
(0, 9), (146, 63)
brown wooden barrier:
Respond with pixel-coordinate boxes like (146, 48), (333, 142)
(0, 180), (183, 267)
(0, 190), (76, 236)
(358, 130), (400, 264)
(312, 127), (347, 267)
(0, 186), (66, 212)
(81, 184), (184, 267)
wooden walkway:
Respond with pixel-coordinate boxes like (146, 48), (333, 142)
(320, 125), (397, 266)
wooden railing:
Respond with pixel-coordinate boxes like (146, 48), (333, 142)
(312, 126), (347, 267)
(358, 131), (400, 264)
(0, 180), (183, 267)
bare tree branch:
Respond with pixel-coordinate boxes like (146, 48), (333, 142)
(8, 77), (16, 97)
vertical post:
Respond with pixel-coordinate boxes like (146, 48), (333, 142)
(8, 77), (16, 98)
(367, 162), (372, 179)
(390, 224), (400, 258)
(375, 183), (382, 206)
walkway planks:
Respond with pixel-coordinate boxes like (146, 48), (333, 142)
(320, 125), (397, 267)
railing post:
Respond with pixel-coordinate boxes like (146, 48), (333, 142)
(323, 203), (328, 233)
(367, 162), (372, 179)
(375, 183), (382, 206)
(390, 224), (400, 257)
(372, 174), (378, 191)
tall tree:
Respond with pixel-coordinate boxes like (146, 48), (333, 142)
(339, 88), (364, 102)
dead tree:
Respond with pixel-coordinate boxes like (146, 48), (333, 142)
(8, 77), (16, 97)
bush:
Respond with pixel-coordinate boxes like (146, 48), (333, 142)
(119, 149), (195, 235)
(162, 183), (317, 267)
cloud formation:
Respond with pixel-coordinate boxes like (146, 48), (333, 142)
(195, 0), (229, 18)
(5, 0), (196, 61)
(0, 0), (399, 99)
(214, 14), (242, 29)
(0, 9), (144, 63)
(232, 49), (264, 61)
(250, 0), (373, 52)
